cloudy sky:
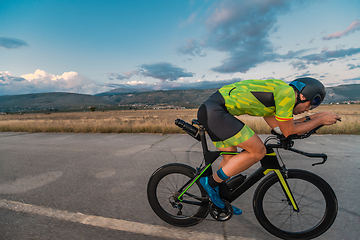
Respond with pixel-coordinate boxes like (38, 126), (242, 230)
(1, 0), (360, 96)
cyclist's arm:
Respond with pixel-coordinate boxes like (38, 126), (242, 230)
(263, 116), (285, 135)
(264, 116), (322, 136)
(277, 112), (341, 137)
(277, 118), (323, 137)
(296, 112), (327, 123)
(263, 116), (278, 128)
(264, 115), (302, 127)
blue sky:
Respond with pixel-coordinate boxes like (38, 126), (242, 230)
(1, 0), (360, 96)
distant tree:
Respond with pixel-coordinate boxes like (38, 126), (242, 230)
(89, 106), (96, 112)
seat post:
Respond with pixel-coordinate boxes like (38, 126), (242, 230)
(199, 126), (209, 153)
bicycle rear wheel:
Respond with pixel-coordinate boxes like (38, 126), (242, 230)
(147, 163), (210, 227)
(253, 169), (337, 240)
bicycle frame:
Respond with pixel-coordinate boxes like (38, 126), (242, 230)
(177, 124), (301, 211)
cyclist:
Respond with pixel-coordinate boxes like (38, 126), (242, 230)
(197, 77), (341, 214)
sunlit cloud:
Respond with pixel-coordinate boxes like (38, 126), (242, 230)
(127, 80), (147, 85)
(323, 20), (360, 40)
(0, 70), (110, 96)
(21, 69), (79, 82)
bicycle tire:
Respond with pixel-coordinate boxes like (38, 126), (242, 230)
(147, 163), (210, 227)
(253, 169), (337, 240)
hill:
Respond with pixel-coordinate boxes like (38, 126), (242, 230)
(101, 88), (217, 108)
(0, 92), (110, 112)
(324, 84), (360, 103)
(96, 87), (151, 96)
(0, 84), (359, 112)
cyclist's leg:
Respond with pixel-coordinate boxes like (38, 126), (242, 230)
(215, 134), (266, 180)
(218, 145), (237, 170)
(211, 132), (265, 214)
(197, 91), (265, 211)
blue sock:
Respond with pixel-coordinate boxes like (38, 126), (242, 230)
(217, 168), (230, 181)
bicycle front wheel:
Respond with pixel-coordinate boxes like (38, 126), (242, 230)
(253, 169), (338, 240)
(147, 163), (210, 227)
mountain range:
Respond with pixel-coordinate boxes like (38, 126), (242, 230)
(1, 84), (359, 112)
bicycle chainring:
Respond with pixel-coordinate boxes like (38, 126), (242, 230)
(209, 200), (233, 221)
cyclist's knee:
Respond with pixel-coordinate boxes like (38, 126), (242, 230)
(237, 135), (266, 162)
(248, 144), (266, 163)
(256, 145), (267, 160)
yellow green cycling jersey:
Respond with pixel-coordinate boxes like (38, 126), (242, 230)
(219, 79), (295, 121)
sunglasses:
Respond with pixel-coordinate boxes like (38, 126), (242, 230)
(309, 94), (322, 110)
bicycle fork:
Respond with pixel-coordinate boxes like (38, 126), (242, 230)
(263, 168), (299, 212)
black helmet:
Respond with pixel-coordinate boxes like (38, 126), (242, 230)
(289, 77), (326, 109)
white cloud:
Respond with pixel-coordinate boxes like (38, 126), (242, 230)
(0, 70), (110, 96)
(20, 69), (80, 83)
(127, 80), (147, 85)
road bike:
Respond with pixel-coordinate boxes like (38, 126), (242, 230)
(147, 119), (338, 240)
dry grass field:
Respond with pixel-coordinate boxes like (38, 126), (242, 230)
(0, 104), (359, 134)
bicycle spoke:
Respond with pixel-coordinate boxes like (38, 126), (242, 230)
(158, 181), (176, 194)
(278, 209), (296, 229)
(297, 212), (303, 231)
(295, 184), (321, 205)
(300, 197), (325, 207)
(268, 204), (291, 222)
(298, 212), (318, 224)
(170, 173), (179, 191)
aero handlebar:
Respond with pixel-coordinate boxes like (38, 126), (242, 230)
(269, 124), (329, 166)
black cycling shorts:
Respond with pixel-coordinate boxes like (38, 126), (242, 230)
(197, 91), (254, 148)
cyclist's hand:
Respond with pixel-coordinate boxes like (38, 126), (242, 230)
(320, 112), (341, 125)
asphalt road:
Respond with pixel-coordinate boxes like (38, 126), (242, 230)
(0, 132), (359, 240)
